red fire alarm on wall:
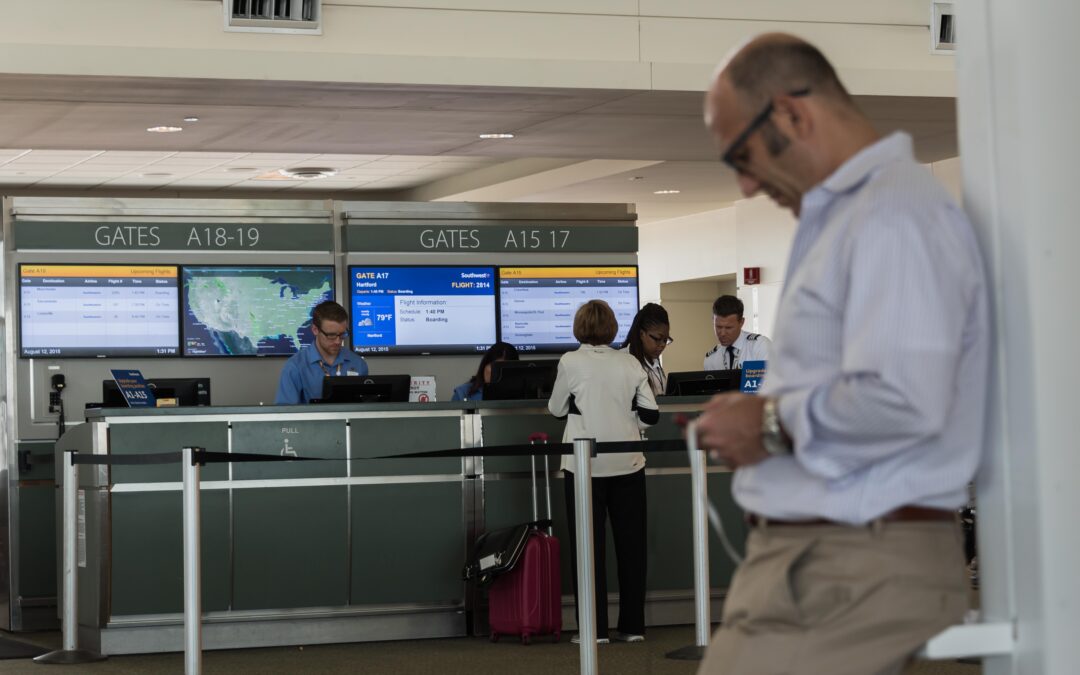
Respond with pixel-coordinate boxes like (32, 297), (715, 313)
(743, 267), (761, 285)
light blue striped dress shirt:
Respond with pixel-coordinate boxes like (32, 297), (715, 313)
(738, 132), (991, 524)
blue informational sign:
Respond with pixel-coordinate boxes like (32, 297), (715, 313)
(110, 369), (157, 408)
(740, 360), (767, 394)
(348, 266), (497, 355)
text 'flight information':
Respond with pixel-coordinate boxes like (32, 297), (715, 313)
(350, 266), (496, 355)
(499, 266), (639, 352)
(20, 264), (179, 358)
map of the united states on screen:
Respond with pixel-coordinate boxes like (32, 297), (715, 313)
(183, 266), (334, 356)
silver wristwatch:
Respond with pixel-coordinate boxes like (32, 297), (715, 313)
(761, 396), (792, 456)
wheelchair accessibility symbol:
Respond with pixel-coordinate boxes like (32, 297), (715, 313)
(280, 438), (298, 457)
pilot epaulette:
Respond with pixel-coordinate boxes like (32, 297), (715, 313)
(705, 345), (719, 357)
(746, 333), (761, 341)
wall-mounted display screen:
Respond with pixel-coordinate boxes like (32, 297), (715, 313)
(498, 266), (639, 353)
(182, 265), (334, 357)
(19, 264), (180, 358)
(348, 265), (497, 355)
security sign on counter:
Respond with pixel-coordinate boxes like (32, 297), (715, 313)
(409, 376), (437, 402)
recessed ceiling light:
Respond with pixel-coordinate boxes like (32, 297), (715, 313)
(183, 116), (200, 123)
(146, 126), (183, 133)
(225, 166), (259, 173)
(478, 133), (515, 139)
(140, 172), (173, 178)
(653, 189), (681, 195)
(277, 166), (338, 180)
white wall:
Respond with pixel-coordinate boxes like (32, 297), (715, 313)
(640, 157), (961, 341)
(0, 1), (956, 95)
(734, 196), (797, 338)
(637, 207), (736, 304)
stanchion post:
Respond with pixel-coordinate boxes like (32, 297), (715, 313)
(182, 447), (203, 675)
(572, 438), (598, 675)
(34, 451), (107, 665)
(666, 420), (712, 661)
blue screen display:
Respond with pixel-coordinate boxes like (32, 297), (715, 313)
(349, 266), (497, 355)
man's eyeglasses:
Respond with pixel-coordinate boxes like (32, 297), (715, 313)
(646, 333), (674, 346)
(720, 88), (810, 171)
(318, 329), (349, 341)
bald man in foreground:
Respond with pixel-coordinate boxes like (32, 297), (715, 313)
(693, 34), (989, 675)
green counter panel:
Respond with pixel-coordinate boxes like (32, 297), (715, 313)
(640, 412), (693, 468)
(109, 422), (229, 483)
(350, 482), (464, 605)
(232, 419), (347, 480)
(111, 491), (230, 616)
(233, 487), (348, 610)
(645, 473), (746, 591)
(18, 484), (57, 599)
(478, 413), (566, 474)
(348, 416), (463, 476)
(18, 440), (57, 481)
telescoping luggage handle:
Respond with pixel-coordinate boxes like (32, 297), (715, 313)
(528, 432), (553, 535)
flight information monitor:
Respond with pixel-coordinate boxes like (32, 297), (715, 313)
(498, 266), (639, 353)
(182, 265), (334, 357)
(348, 265), (497, 355)
(19, 264), (180, 358)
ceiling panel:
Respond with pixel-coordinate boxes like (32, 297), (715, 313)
(0, 73), (958, 224)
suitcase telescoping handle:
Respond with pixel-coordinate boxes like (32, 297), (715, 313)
(528, 432), (553, 535)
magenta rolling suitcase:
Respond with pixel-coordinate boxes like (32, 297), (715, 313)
(488, 530), (562, 644)
(488, 433), (563, 645)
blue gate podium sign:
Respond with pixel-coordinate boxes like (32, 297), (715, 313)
(740, 361), (767, 394)
(110, 369), (156, 408)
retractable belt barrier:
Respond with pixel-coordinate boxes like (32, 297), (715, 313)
(50, 434), (718, 675)
(66, 438), (691, 467)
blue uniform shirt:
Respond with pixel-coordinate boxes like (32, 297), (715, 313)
(451, 381), (483, 402)
(275, 343), (369, 404)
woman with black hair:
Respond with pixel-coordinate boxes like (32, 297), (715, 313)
(451, 341), (520, 401)
(622, 303), (672, 397)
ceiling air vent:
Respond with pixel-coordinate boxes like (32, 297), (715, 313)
(224, 0), (321, 35)
(931, 1), (955, 54)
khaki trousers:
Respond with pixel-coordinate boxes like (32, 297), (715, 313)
(698, 520), (969, 675)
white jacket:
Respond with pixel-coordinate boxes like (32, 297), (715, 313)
(548, 345), (659, 477)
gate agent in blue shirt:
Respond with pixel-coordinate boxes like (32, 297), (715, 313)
(275, 300), (369, 405)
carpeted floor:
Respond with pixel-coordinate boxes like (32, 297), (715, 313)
(0, 627), (982, 674)
(0, 637), (45, 661)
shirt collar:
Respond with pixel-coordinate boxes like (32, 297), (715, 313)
(730, 331), (748, 352)
(581, 344), (614, 353)
(306, 343), (345, 366)
(817, 131), (912, 196)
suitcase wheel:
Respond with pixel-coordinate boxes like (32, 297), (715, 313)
(490, 632), (500, 643)
(553, 632), (561, 643)
(521, 634), (530, 646)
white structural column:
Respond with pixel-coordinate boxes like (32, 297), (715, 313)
(956, 2), (1080, 674)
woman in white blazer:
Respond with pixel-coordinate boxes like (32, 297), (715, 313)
(548, 299), (659, 644)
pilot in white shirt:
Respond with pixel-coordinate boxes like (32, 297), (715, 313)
(703, 294), (771, 370)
